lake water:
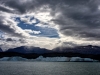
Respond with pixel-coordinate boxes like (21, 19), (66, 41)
(0, 62), (100, 75)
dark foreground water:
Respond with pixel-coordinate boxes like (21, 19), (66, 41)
(0, 62), (100, 75)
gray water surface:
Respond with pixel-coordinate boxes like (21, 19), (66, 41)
(0, 61), (100, 75)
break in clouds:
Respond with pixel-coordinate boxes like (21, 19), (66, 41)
(0, 0), (100, 50)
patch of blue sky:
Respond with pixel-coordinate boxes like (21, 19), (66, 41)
(15, 17), (39, 29)
(30, 27), (59, 38)
(15, 17), (59, 38)
(0, 31), (5, 39)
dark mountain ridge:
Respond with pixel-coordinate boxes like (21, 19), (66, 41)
(2, 45), (100, 55)
(0, 45), (100, 61)
(53, 45), (100, 54)
(0, 48), (2, 52)
(5, 46), (53, 54)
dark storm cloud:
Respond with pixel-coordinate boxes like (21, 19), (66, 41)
(6, 38), (13, 41)
(0, 25), (23, 37)
(0, 5), (13, 13)
(50, 0), (100, 40)
(6, 38), (26, 43)
(0, 0), (48, 14)
(0, 0), (100, 40)
(1, 0), (88, 14)
(5, 0), (33, 14)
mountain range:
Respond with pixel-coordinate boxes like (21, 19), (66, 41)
(0, 45), (100, 61)
(0, 48), (2, 52)
(1, 45), (100, 54)
(5, 46), (52, 54)
(53, 45), (100, 54)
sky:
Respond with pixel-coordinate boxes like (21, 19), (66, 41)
(0, 0), (100, 50)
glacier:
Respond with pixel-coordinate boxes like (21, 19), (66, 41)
(0, 56), (98, 62)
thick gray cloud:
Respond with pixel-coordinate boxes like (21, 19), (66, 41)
(0, 20), (22, 37)
(6, 38), (14, 41)
(50, 0), (100, 40)
(0, 15), (27, 37)
(0, 5), (13, 13)
(0, 24), (23, 37)
(6, 38), (26, 43)
(0, 0), (100, 40)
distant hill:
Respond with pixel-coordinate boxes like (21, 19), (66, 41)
(0, 45), (100, 61)
(3, 45), (100, 55)
(0, 48), (2, 52)
(5, 46), (53, 54)
(53, 45), (100, 54)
